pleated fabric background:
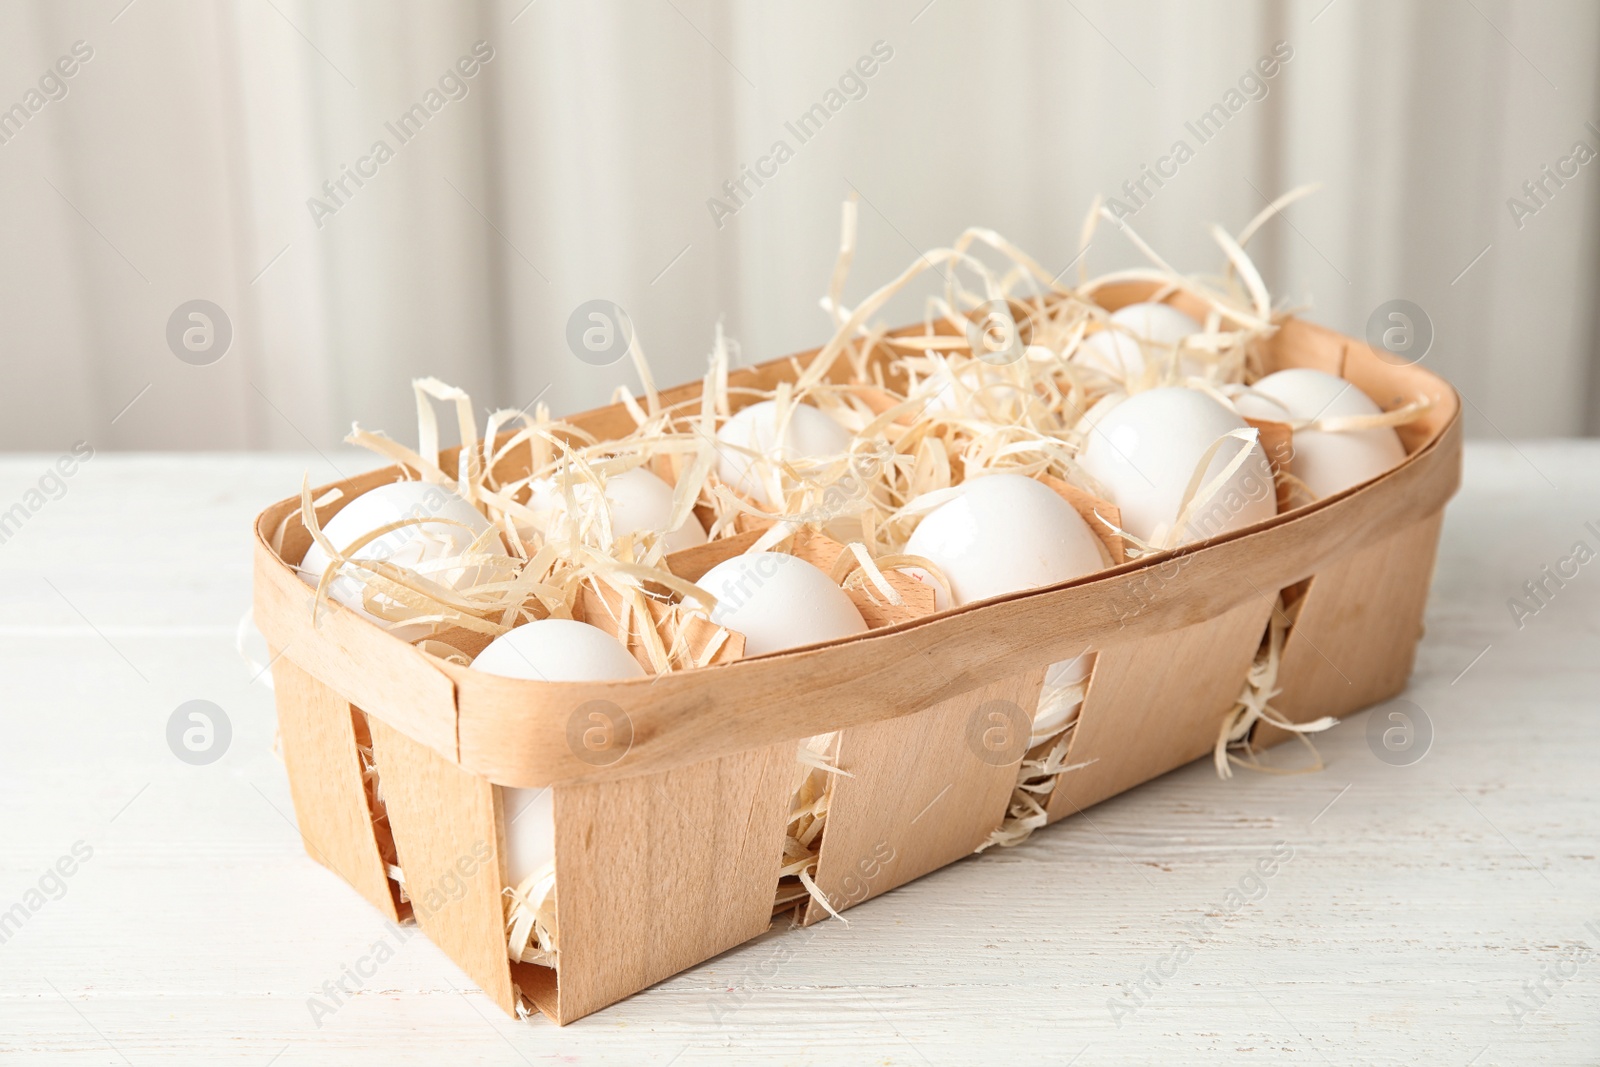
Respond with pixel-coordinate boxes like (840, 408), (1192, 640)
(0, 0), (1596, 451)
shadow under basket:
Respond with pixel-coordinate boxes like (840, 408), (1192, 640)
(254, 303), (1461, 1025)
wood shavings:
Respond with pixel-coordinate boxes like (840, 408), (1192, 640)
(1213, 593), (1339, 777)
(504, 861), (559, 967)
(977, 673), (1096, 851)
(773, 733), (845, 917)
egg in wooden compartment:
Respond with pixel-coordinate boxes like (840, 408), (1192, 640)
(695, 551), (867, 656)
(525, 464), (708, 554)
(903, 472), (1107, 738)
(470, 619), (647, 899)
(297, 480), (512, 639)
(689, 531), (935, 916)
(903, 473), (1104, 610)
(1076, 301), (1205, 381)
(459, 541), (750, 969)
(1077, 386), (1277, 547)
(1034, 651), (1095, 747)
(1244, 368), (1407, 499)
(714, 399), (853, 507)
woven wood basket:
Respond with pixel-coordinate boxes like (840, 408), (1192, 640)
(253, 291), (1461, 1025)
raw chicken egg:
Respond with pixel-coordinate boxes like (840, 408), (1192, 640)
(470, 618), (645, 888)
(1032, 651), (1096, 744)
(696, 551), (867, 656)
(715, 401), (852, 506)
(1077, 302), (1203, 380)
(903, 473), (1105, 742)
(530, 465), (707, 554)
(298, 481), (508, 627)
(1078, 387), (1275, 545)
(1223, 384), (1293, 425)
(471, 617), (645, 682)
(1249, 368), (1406, 499)
(903, 473), (1104, 611)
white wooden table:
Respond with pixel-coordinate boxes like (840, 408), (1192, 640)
(1, 443), (1595, 1065)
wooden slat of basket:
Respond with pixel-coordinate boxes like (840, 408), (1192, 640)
(1045, 595), (1277, 819)
(548, 742), (793, 1024)
(365, 715), (517, 1016)
(1254, 509), (1446, 749)
(801, 666), (1048, 926)
(271, 656), (401, 921)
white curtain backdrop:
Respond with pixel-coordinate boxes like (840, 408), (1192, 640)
(1, 0), (1596, 454)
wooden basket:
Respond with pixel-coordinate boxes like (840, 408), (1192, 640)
(253, 305), (1461, 1025)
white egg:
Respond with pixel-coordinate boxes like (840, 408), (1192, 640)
(715, 401), (852, 506)
(903, 473), (1105, 611)
(1078, 387), (1276, 545)
(1222, 384), (1294, 424)
(696, 551), (867, 656)
(470, 618), (645, 888)
(1249, 369), (1407, 498)
(1033, 651), (1097, 742)
(470, 617), (645, 683)
(516, 477), (563, 540)
(298, 482), (507, 627)
(1077, 302), (1203, 380)
(531, 466), (707, 554)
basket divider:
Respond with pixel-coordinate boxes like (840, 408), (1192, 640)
(548, 741), (794, 1025)
(270, 655), (401, 921)
(1254, 509), (1446, 748)
(1046, 596), (1277, 820)
(800, 666), (1048, 926)
(365, 715), (518, 1017)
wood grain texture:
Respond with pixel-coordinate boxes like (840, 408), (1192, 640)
(802, 667), (1047, 925)
(269, 655), (400, 922)
(363, 715), (516, 1017)
(1047, 596), (1277, 819)
(1253, 510), (1446, 750)
(549, 742), (794, 1023)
